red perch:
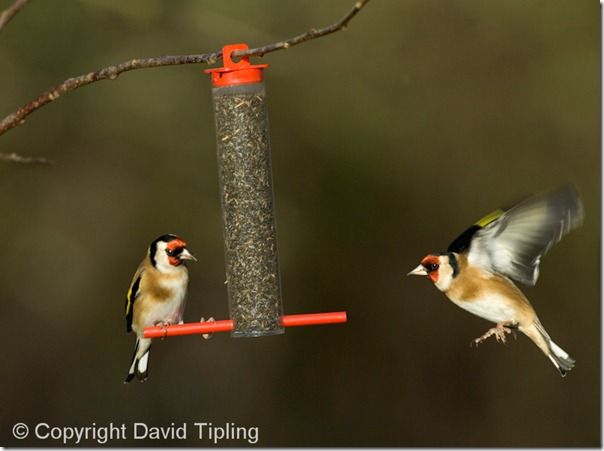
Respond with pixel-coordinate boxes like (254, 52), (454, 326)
(144, 311), (347, 339)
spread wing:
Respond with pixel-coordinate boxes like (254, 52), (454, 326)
(125, 267), (144, 333)
(466, 185), (584, 286)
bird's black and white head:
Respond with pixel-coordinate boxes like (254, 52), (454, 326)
(149, 234), (196, 272)
(408, 253), (459, 291)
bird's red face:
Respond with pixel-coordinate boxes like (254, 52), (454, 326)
(420, 255), (440, 283)
(165, 238), (196, 266)
(408, 254), (441, 283)
(150, 234), (197, 271)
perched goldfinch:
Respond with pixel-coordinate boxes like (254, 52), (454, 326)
(124, 234), (196, 383)
(408, 185), (583, 376)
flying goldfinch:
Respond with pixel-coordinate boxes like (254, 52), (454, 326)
(124, 234), (196, 383)
(408, 185), (584, 376)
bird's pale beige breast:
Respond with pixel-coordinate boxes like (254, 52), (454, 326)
(446, 258), (536, 324)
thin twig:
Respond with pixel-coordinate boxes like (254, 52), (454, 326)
(0, 152), (54, 165)
(234, 0), (368, 58)
(0, 0), (369, 141)
(0, 0), (29, 32)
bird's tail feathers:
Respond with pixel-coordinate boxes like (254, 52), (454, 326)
(124, 338), (151, 383)
(534, 320), (575, 377)
(547, 340), (575, 377)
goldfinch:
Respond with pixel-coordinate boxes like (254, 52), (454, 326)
(124, 234), (197, 383)
(408, 185), (583, 376)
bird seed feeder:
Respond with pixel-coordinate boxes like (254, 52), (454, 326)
(144, 43), (346, 340)
(206, 43), (283, 337)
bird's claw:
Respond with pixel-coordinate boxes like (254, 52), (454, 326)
(200, 317), (215, 340)
(154, 321), (170, 340)
(472, 323), (514, 346)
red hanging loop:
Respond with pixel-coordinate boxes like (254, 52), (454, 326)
(205, 43), (269, 87)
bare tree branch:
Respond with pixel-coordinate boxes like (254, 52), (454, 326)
(0, 0), (369, 143)
(0, 151), (54, 165)
(235, 0), (368, 58)
(0, 0), (28, 32)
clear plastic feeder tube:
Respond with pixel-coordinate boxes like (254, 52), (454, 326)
(206, 44), (284, 337)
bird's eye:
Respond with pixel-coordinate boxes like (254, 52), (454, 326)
(166, 247), (182, 257)
(425, 263), (439, 272)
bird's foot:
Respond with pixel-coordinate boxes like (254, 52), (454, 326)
(200, 317), (215, 340)
(154, 321), (170, 340)
(473, 322), (515, 346)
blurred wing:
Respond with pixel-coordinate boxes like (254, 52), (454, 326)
(125, 268), (144, 333)
(447, 209), (504, 254)
(467, 185), (584, 285)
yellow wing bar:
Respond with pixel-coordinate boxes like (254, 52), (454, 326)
(475, 209), (504, 228)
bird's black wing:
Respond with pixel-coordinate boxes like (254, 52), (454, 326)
(125, 269), (143, 333)
(447, 224), (483, 253)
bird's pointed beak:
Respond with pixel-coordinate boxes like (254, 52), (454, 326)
(179, 248), (197, 262)
(407, 264), (427, 276)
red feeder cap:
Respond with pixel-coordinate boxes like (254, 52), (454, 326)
(205, 43), (268, 87)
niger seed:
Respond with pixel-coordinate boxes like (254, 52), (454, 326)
(211, 83), (284, 337)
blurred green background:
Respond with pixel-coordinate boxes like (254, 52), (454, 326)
(0, 0), (600, 446)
